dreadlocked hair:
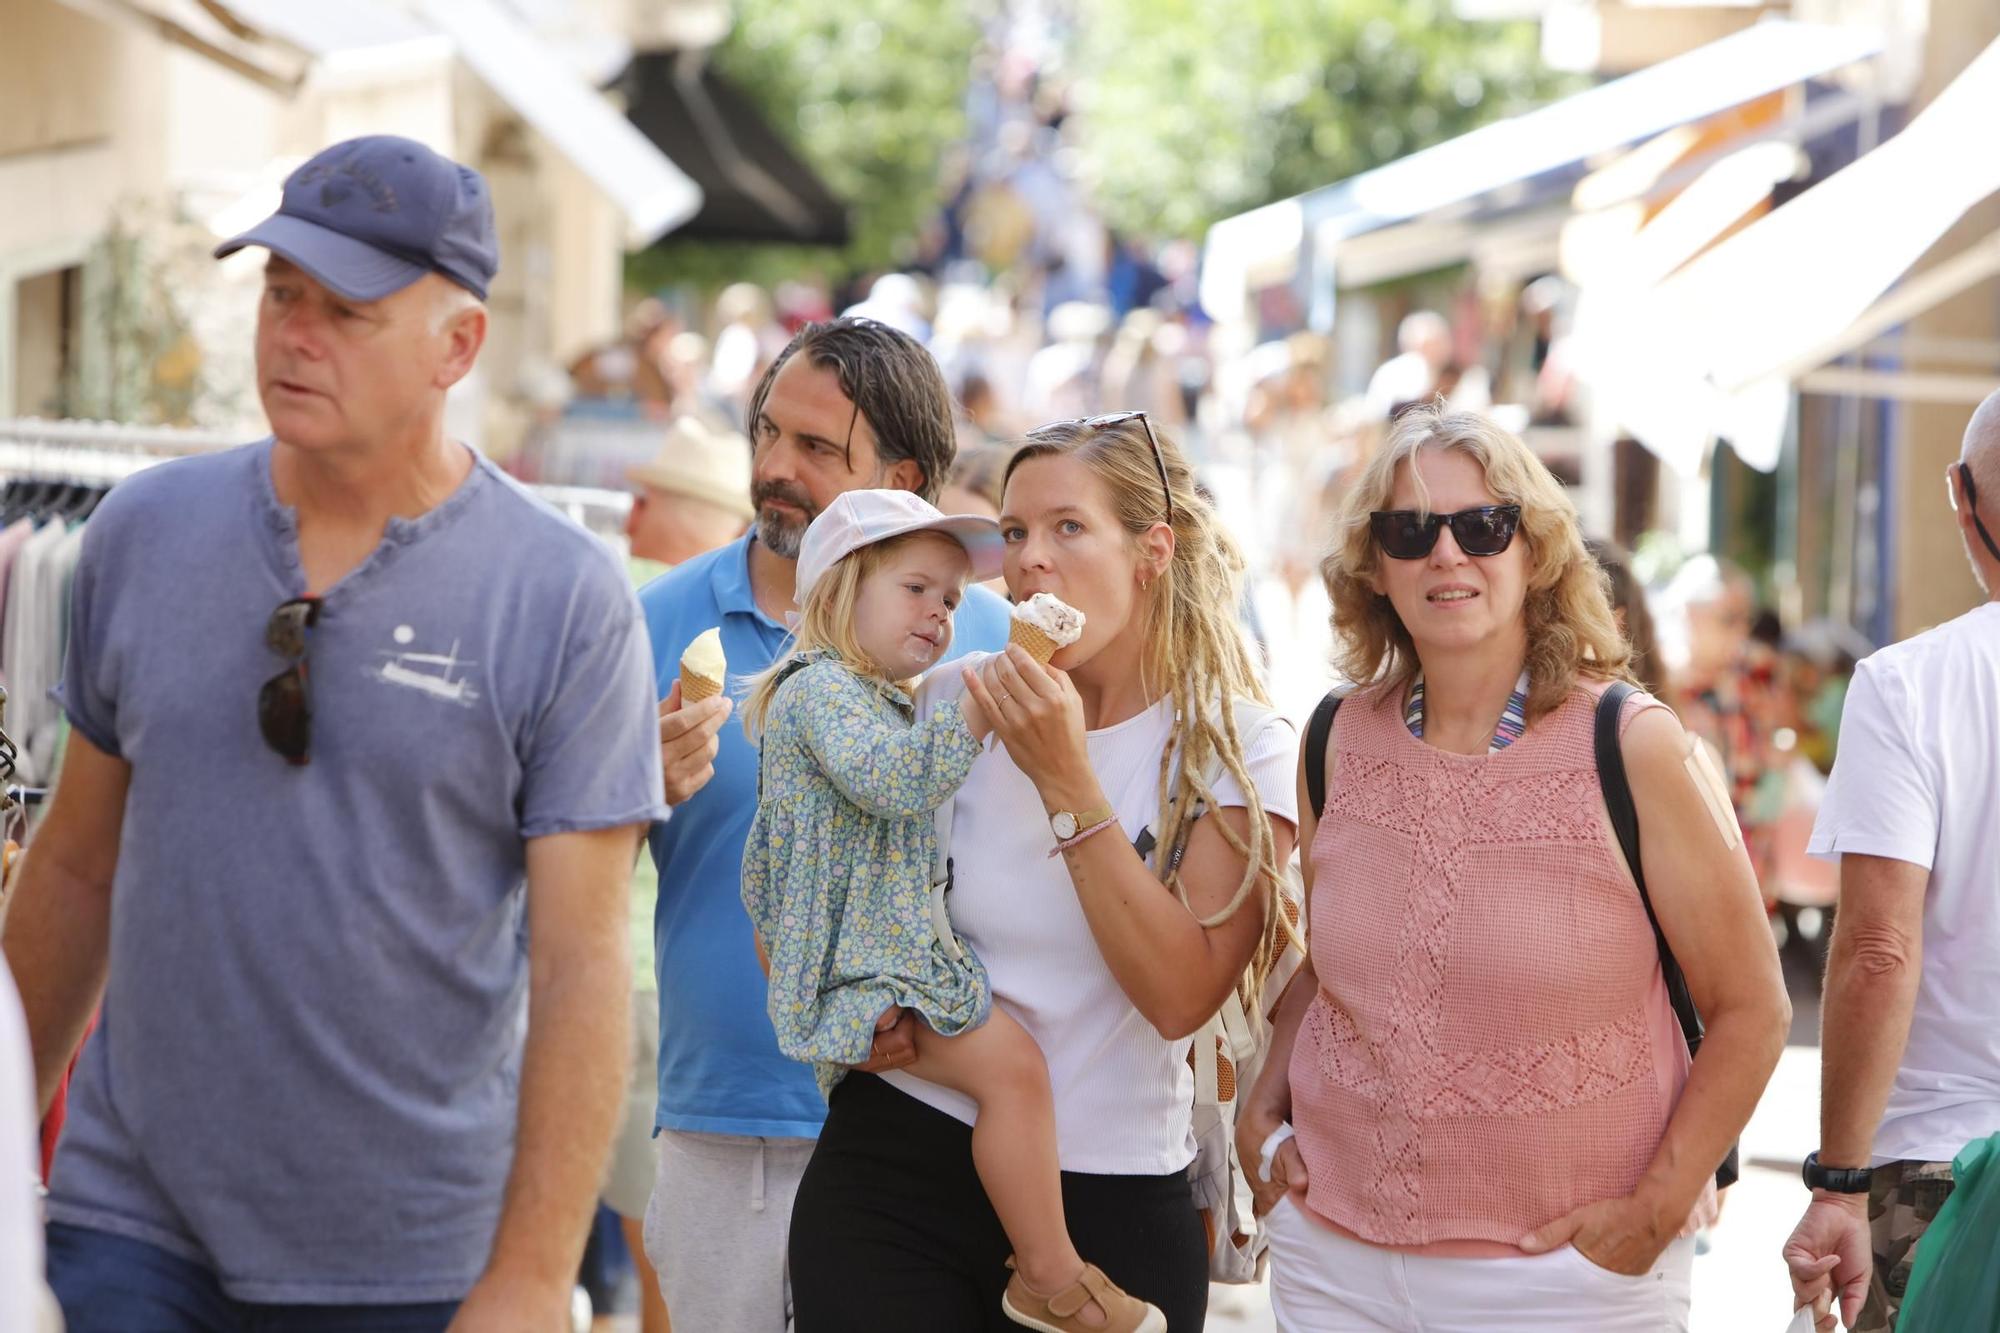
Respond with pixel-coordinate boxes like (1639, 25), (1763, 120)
(1004, 418), (1301, 1015)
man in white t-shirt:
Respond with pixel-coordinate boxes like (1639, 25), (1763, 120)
(1782, 389), (2000, 1333)
(0, 960), (58, 1332)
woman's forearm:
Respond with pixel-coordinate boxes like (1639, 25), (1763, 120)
(1057, 827), (1243, 1036)
(1636, 999), (1788, 1221)
(1247, 959), (1319, 1118)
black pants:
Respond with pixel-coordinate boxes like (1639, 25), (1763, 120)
(790, 1073), (1209, 1331)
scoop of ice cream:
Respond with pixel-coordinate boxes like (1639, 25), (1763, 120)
(1011, 593), (1085, 647)
(680, 627), (726, 682)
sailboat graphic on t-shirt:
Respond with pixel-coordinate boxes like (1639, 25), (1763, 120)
(373, 637), (481, 706)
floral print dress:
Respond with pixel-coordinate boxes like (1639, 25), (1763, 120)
(742, 654), (992, 1098)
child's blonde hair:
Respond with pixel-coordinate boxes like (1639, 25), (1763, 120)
(742, 530), (931, 739)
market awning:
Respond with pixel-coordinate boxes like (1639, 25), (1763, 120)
(1593, 32), (2000, 473)
(60, 0), (705, 248)
(415, 0), (703, 247)
(1199, 18), (1879, 320)
(50, 0), (437, 91)
(620, 50), (850, 247)
(1309, 20), (1877, 242)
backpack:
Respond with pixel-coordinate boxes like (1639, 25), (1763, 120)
(1302, 682), (1740, 1192)
(926, 699), (1303, 1285)
(1170, 701), (1304, 1284)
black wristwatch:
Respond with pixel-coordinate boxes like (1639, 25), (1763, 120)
(1802, 1152), (1872, 1194)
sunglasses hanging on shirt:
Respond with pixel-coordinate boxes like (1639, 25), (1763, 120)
(259, 597), (322, 765)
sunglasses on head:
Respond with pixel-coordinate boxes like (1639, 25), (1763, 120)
(259, 596), (321, 765)
(1369, 504), (1522, 560)
(1027, 411), (1174, 527)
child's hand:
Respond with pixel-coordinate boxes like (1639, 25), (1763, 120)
(958, 679), (994, 743)
(851, 1006), (917, 1073)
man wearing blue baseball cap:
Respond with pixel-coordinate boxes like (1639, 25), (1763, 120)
(5, 135), (665, 1331)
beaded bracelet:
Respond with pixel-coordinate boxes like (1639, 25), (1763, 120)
(1047, 815), (1119, 858)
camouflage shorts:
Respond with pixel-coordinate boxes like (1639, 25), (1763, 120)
(1857, 1159), (1956, 1332)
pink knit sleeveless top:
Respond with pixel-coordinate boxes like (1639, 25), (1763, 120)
(1290, 678), (1689, 1249)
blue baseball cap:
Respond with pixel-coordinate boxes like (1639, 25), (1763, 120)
(215, 136), (499, 302)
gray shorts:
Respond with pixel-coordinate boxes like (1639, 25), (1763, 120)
(641, 1129), (816, 1333)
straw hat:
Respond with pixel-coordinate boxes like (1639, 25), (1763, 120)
(625, 415), (755, 520)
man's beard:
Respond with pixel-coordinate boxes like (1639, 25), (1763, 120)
(751, 480), (816, 559)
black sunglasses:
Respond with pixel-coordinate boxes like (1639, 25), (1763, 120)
(1028, 411), (1174, 527)
(1953, 462), (2000, 566)
(259, 597), (322, 765)
(1370, 504), (1523, 560)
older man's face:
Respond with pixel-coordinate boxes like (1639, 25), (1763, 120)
(255, 259), (477, 453)
(626, 487), (746, 567)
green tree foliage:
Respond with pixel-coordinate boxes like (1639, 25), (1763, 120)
(627, 1), (981, 294)
(1070, 0), (1577, 238)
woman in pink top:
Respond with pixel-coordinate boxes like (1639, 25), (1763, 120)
(1240, 407), (1790, 1330)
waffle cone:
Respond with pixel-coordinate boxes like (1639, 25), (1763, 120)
(679, 668), (722, 704)
(1008, 618), (1062, 665)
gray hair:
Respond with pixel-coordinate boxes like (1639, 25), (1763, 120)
(428, 279), (483, 335)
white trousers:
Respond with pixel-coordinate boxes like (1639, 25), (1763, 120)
(1266, 1197), (1693, 1332)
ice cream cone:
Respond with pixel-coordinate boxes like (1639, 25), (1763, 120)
(678, 627), (726, 704)
(1009, 617), (1061, 665)
(679, 667), (722, 704)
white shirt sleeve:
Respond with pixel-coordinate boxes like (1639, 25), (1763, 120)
(913, 650), (993, 722)
(1208, 713), (1301, 828)
(0, 963), (44, 1333)
(1807, 656), (1938, 869)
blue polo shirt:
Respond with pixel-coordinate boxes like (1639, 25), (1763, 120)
(642, 532), (1011, 1137)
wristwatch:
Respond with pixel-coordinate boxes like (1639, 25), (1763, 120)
(1049, 805), (1114, 841)
(1802, 1152), (1872, 1194)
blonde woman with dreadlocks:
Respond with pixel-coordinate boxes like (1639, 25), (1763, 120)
(787, 414), (1300, 1332)
(1239, 406), (1789, 1331)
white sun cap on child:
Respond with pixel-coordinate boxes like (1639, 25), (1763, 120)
(794, 489), (1005, 607)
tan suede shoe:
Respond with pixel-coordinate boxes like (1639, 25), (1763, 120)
(1000, 1259), (1167, 1333)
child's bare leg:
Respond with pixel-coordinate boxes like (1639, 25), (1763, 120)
(909, 1008), (1103, 1318)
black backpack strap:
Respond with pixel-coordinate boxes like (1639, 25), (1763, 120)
(1594, 681), (1739, 1189)
(1304, 690), (1344, 818)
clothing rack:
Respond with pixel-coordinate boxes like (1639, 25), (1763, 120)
(0, 686), (38, 821)
(0, 417), (238, 486)
(0, 418), (634, 536)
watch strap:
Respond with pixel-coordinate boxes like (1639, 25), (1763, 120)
(1048, 815), (1119, 858)
(1049, 804), (1113, 839)
(1802, 1152), (1873, 1194)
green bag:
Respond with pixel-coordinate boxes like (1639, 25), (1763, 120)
(1896, 1131), (2000, 1332)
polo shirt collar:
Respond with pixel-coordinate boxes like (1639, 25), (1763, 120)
(710, 531), (789, 631)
